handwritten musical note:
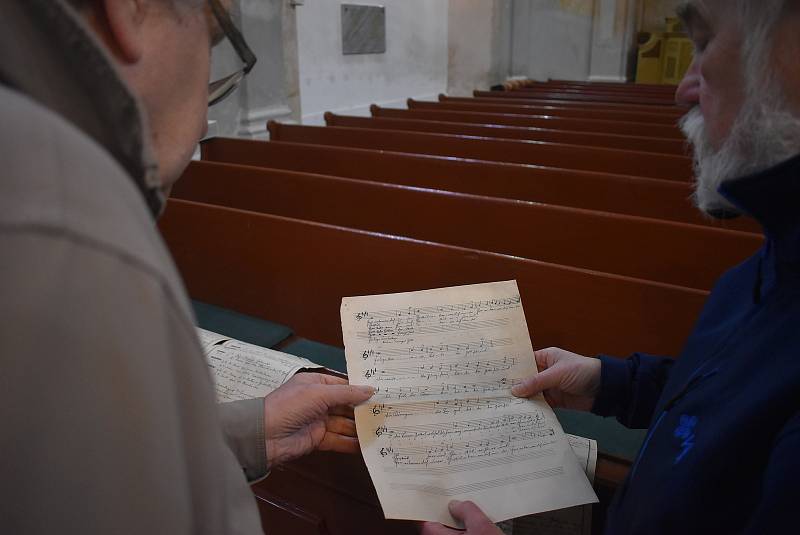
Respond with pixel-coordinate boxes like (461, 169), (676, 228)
(341, 281), (597, 527)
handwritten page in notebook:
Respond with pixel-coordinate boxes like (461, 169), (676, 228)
(198, 328), (322, 402)
(341, 281), (597, 527)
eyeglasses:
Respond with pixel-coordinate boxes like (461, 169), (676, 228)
(208, 0), (257, 106)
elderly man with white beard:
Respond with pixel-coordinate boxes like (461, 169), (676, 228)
(421, 1), (800, 534)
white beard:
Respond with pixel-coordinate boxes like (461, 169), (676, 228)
(680, 93), (800, 219)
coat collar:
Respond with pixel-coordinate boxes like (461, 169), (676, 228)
(720, 153), (800, 295)
(0, 0), (164, 216)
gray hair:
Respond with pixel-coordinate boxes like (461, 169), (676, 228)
(680, 0), (800, 217)
(736, 1), (788, 97)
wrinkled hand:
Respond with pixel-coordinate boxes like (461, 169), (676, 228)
(420, 501), (503, 535)
(511, 347), (601, 411)
(263, 373), (374, 469)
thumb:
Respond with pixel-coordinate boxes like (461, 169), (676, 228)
(511, 366), (562, 398)
(449, 500), (494, 529)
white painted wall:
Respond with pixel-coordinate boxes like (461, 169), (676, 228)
(511, 0), (595, 81)
(447, 0), (513, 96)
(588, 0), (639, 82)
(295, 0), (448, 125)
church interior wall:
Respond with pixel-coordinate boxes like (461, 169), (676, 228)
(204, 0), (687, 139)
(511, 0), (595, 82)
(295, 0), (449, 125)
(447, 0), (513, 97)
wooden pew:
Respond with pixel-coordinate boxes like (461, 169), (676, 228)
(200, 138), (759, 233)
(407, 99), (680, 125)
(267, 122), (693, 181)
(162, 198), (690, 533)
(172, 161), (761, 291)
(500, 89), (677, 106)
(372, 106), (685, 140)
(160, 198), (706, 372)
(518, 80), (678, 96)
(503, 86), (677, 98)
(324, 112), (687, 155)
(468, 93), (685, 116)
(503, 81), (678, 96)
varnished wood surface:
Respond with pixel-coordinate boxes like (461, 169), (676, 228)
(267, 123), (692, 182)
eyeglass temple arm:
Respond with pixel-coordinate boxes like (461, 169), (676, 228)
(209, 0), (257, 73)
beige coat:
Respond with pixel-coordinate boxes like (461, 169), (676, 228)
(0, 0), (265, 532)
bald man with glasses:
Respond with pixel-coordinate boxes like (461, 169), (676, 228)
(0, 1), (373, 533)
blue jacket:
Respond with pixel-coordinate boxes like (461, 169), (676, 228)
(594, 154), (800, 534)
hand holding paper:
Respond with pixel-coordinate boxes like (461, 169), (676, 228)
(512, 347), (602, 412)
(263, 373), (374, 468)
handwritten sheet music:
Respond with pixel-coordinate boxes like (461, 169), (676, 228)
(341, 281), (597, 527)
(198, 328), (321, 402)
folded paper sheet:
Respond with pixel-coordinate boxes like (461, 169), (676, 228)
(341, 281), (598, 527)
(198, 328), (321, 402)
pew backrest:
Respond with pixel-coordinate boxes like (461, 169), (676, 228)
(160, 198), (708, 357)
(408, 99), (681, 125)
(173, 160), (762, 291)
(372, 106), (685, 140)
(467, 93), (686, 116)
(200, 137), (759, 233)
(267, 122), (693, 181)
(324, 113), (687, 155)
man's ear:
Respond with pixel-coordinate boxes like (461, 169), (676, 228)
(98, 0), (148, 63)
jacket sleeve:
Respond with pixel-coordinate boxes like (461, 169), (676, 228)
(218, 398), (269, 482)
(0, 231), (263, 533)
(591, 353), (676, 429)
(742, 411), (800, 533)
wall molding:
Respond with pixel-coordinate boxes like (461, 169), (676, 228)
(239, 105), (295, 139)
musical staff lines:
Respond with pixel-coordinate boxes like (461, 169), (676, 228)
(360, 337), (513, 364)
(360, 317), (511, 343)
(373, 378), (523, 399)
(378, 431), (559, 470)
(370, 396), (526, 418)
(363, 356), (517, 381)
(374, 412), (550, 441)
(353, 296), (522, 323)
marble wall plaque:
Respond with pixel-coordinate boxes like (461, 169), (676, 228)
(342, 4), (386, 55)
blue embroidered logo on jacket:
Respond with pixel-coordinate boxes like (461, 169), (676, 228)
(673, 415), (698, 464)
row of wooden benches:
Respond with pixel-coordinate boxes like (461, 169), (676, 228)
(158, 81), (746, 534)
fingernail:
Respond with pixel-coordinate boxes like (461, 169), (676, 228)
(511, 386), (522, 396)
(359, 386), (376, 395)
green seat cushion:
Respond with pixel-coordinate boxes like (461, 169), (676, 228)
(282, 338), (348, 374)
(555, 408), (646, 461)
(191, 300), (293, 349)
